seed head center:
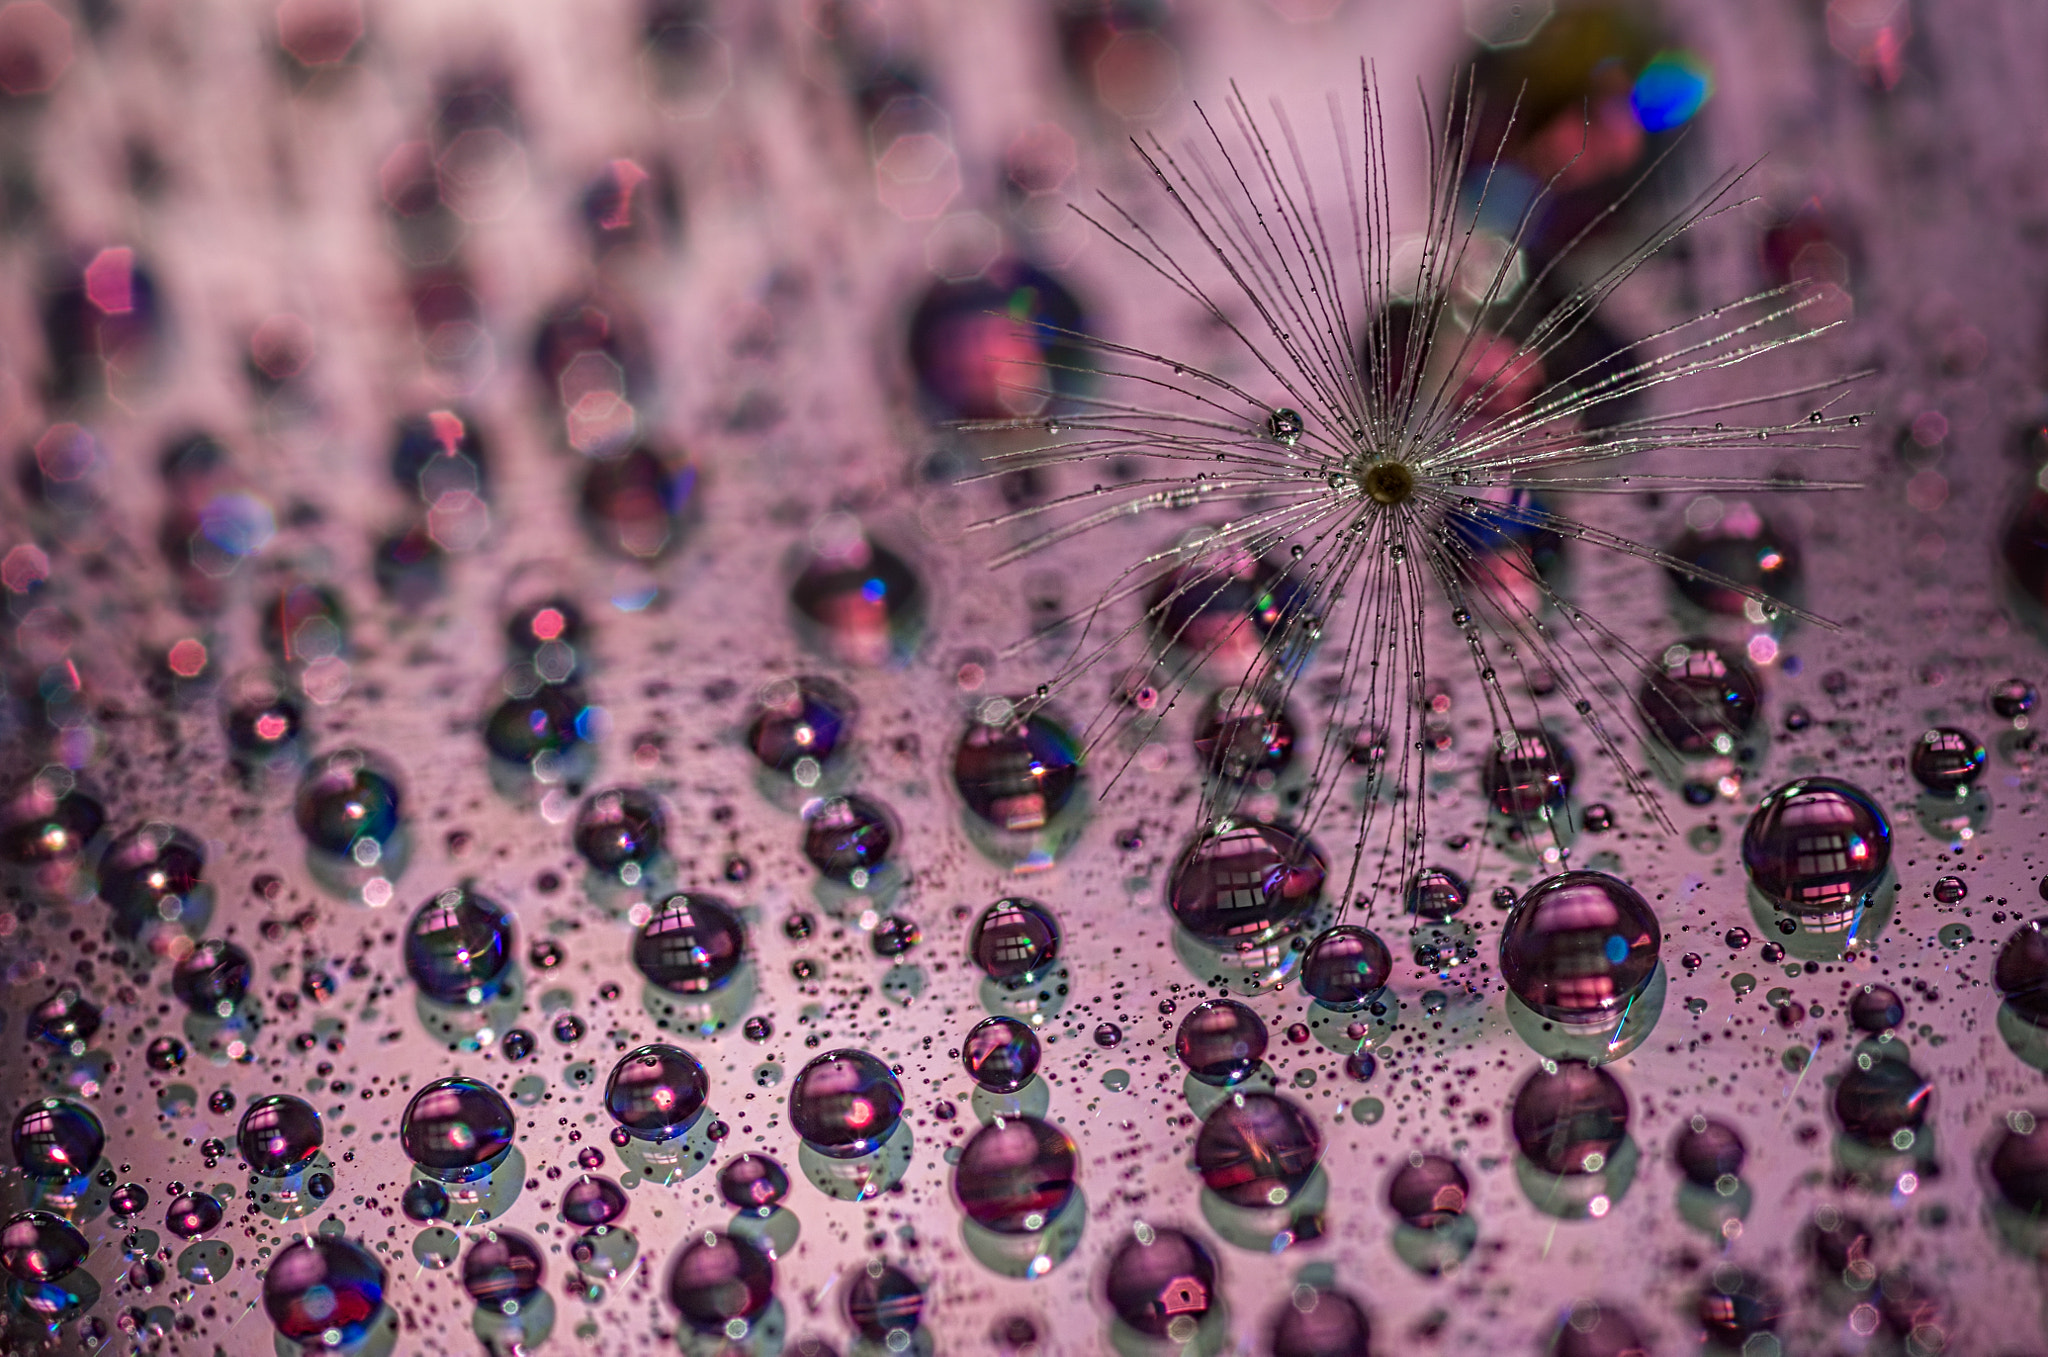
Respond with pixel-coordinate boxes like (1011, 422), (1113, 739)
(1359, 459), (1415, 507)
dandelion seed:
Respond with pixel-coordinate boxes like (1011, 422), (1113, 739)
(958, 66), (1867, 918)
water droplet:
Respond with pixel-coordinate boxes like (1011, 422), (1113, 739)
(27, 988), (100, 1050)
(11, 1099), (103, 1180)
(847, 1260), (924, 1341)
(1936, 921), (1972, 949)
(1989, 1110), (2048, 1213)
(145, 1035), (186, 1071)
(968, 898), (1061, 987)
(1301, 925), (1392, 1009)
(501, 1029), (536, 1061)
(0, 1211), (86, 1282)
(559, 1174), (629, 1228)
(1272, 1287), (1373, 1357)
(403, 886), (514, 1005)
(0, 782), (105, 888)
(667, 1231), (774, 1335)
(1666, 504), (1800, 616)
(238, 1095), (322, 1176)
(1932, 876), (1967, 905)
(171, 939), (252, 1017)
(748, 676), (858, 778)
(294, 748), (402, 860)
(1404, 867), (1469, 921)
(1741, 777), (1891, 918)
(633, 893), (746, 994)
(1103, 1226), (1217, 1337)
(953, 1115), (1077, 1233)
(1168, 821), (1327, 945)
(1175, 999), (1268, 1086)
(1695, 1269), (1781, 1349)
(483, 681), (589, 774)
(1672, 1116), (1745, 1188)
(1580, 803), (1615, 833)
(717, 1154), (789, 1214)
(1910, 727), (1986, 796)
(1195, 1091), (1322, 1207)
(788, 1050), (903, 1158)
(1991, 677), (2039, 720)
(800, 795), (898, 883)
(1641, 638), (1761, 757)
(580, 445), (696, 561)
(400, 1077), (514, 1181)
(573, 786), (666, 876)
(1499, 871), (1660, 1027)
(1266, 407), (1304, 446)
(870, 914), (921, 957)
(790, 529), (926, 668)
(964, 1016), (1041, 1094)
(1510, 1060), (1627, 1175)
(402, 1180), (448, 1222)
(1833, 1054), (1931, 1148)
(462, 1230), (543, 1312)
(1550, 1301), (1651, 1357)
(604, 1044), (708, 1140)
(1194, 687), (1295, 788)
(1146, 541), (1318, 674)
(263, 1236), (386, 1347)
(1094, 1023), (1123, 1048)
(98, 824), (207, 940)
(1483, 729), (1575, 818)
(164, 1191), (223, 1239)
(110, 1183), (147, 1218)
(955, 704), (1081, 830)
(1388, 1153), (1468, 1228)
(1344, 1051), (1378, 1081)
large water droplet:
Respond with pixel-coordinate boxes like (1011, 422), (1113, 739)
(800, 795), (898, 884)
(238, 1094), (322, 1176)
(12, 1098), (104, 1179)
(1999, 917), (2048, 1024)
(846, 1260), (924, 1341)
(748, 676), (857, 778)
(27, 988), (100, 1049)
(1832, 1054), (1931, 1148)
(1641, 638), (1761, 757)
(1300, 925), (1392, 1009)
(1694, 1267), (1781, 1350)
(1167, 821), (1326, 945)
(1175, 999), (1268, 1086)
(632, 893), (746, 993)
(98, 823), (207, 938)
(1909, 727), (1985, 796)
(1103, 1225), (1218, 1338)
(1147, 539), (1317, 675)
(968, 898), (1061, 987)
(1672, 1115), (1745, 1188)
(222, 670), (305, 771)
(1499, 871), (1660, 1026)
(0, 782), (104, 889)
(1741, 777), (1890, 917)
(574, 786), (666, 877)
(954, 703), (1081, 831)
(462, 1230), (543, 1311)
(1991, 677), (2039, 720)
(483, 681), (589, 775)
(404, 886), (515, 1005)
(1989, 1110), (2048, 1212)
(171, 938), (252, 1017)
(789, 528), (926, 668)
(1548, 1300), (1650, 1357)
(262, 1236), (386, 1348)
(164, 1191), (223, 1239)
(1404, 867), (1468, 921)
(667, 1231), (774, 1336)
(1387, 1153), (1469, 1228)
(1270, 1286), (1372, 1357)
(1666, 503), (1800, 616)
(1194, 687), (1296, 789)
(953, 1115), (1077, 1233)
(604, 1044), (708, 1140)
(1849, 984), (1904, 1033)
(401, 1076), (515, 1181)
(717, 1154), (790, 1214)
(788, 1050), (903, 1158)
(1483, 729), (1575, 818)
(0, 1211), (86, 1282)
(1510, 1060), (1627, 1175)
(294, 748), (402, 857)
(580, 445), (696, 560)
(1194, 1091), (1323, 1207)
(963, 1016), (1041, 1094)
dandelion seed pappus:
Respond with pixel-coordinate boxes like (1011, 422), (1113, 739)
(955, 66), (1867, 922)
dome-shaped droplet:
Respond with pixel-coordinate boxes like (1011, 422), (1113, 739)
(1387, 1153), (1469, 1229)
(462, 1230), (543, 1312)
(1640, 638), (1762, 757)
(604, 1044), (708, 1140)
(1195, 1091), (1323, 1207)
(26, 988), (100, 1049)
(1193, 687), (1295, 788)
(953, 701), (1081, 831)
(0, 1211), (86, 1282)
(164, 1191), (223, 1239)
(907, 260), (1089, 421)
(1404, 867), (1468, 921)
(1908, 727), (1985, 796)
(1270, 1287), (1372, 1357)
(573, 786), (665, 875)
(1695, 1268), (1781, 1350)
(953, 1115), (1077, 1233)
(1991, 677), (2038, 720)
(294, 749), (402, 857)
(260, 582), (349, 669)
(1510, 1060), (1628, 1175)
(846, 1260), (924, 1341)
(632, 893), (746, 993)
(402, 1181), (448, 1222)
(1499, 871), (1660, 1026)
(962, 1016), (1040, 1094)
(239, 1094), (322, 1175)
(400, 1076), (515, 1181)
(1806, 1206), (1875, 1276)
(1832, 1054), (1931, 1149)
(968, 898), (1060, 987)
(800, 795), (897, 884)
(1741, 777), (1890, 917)
(747, 676), (857, 779)
(403, 886), (514, 1005)
(263, 1236), (386, 1349)
(390, 409), (489, 506)
(1849, 983), (1904, 1033)
(1548, 1300), (1650, 1357)
(171, 938), (252, 1017)
(1989, 1110), (2048, 1213)
(581, 446), (696, 560)
(1301, 925), (1392, 1010)
(717, 1154), (790, 1214)
(1146, 540), (1317, 675)
(483, 681), (588, 771)
(98, 824), (206, 937)
(1666, 502), (1800, 615)
(1167, 821), (1326, 945)
(1999, 917), (2048, 1025)
(667, 1232), (774, 1336)
(1483, 729), (1575, 818)
(222, 671), (305, 768)
(11, 1099), (103, 1179)
(0, 783), (104, 879)
(1673, 1115), (1745, 1188)
(1175, 999), (1268, 1086)
(788, 1050), (904, 1158)
(1103, 1226), (1218, 1338)
(562, 1174), (628, 1227)
(789, 526), (926, 668)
